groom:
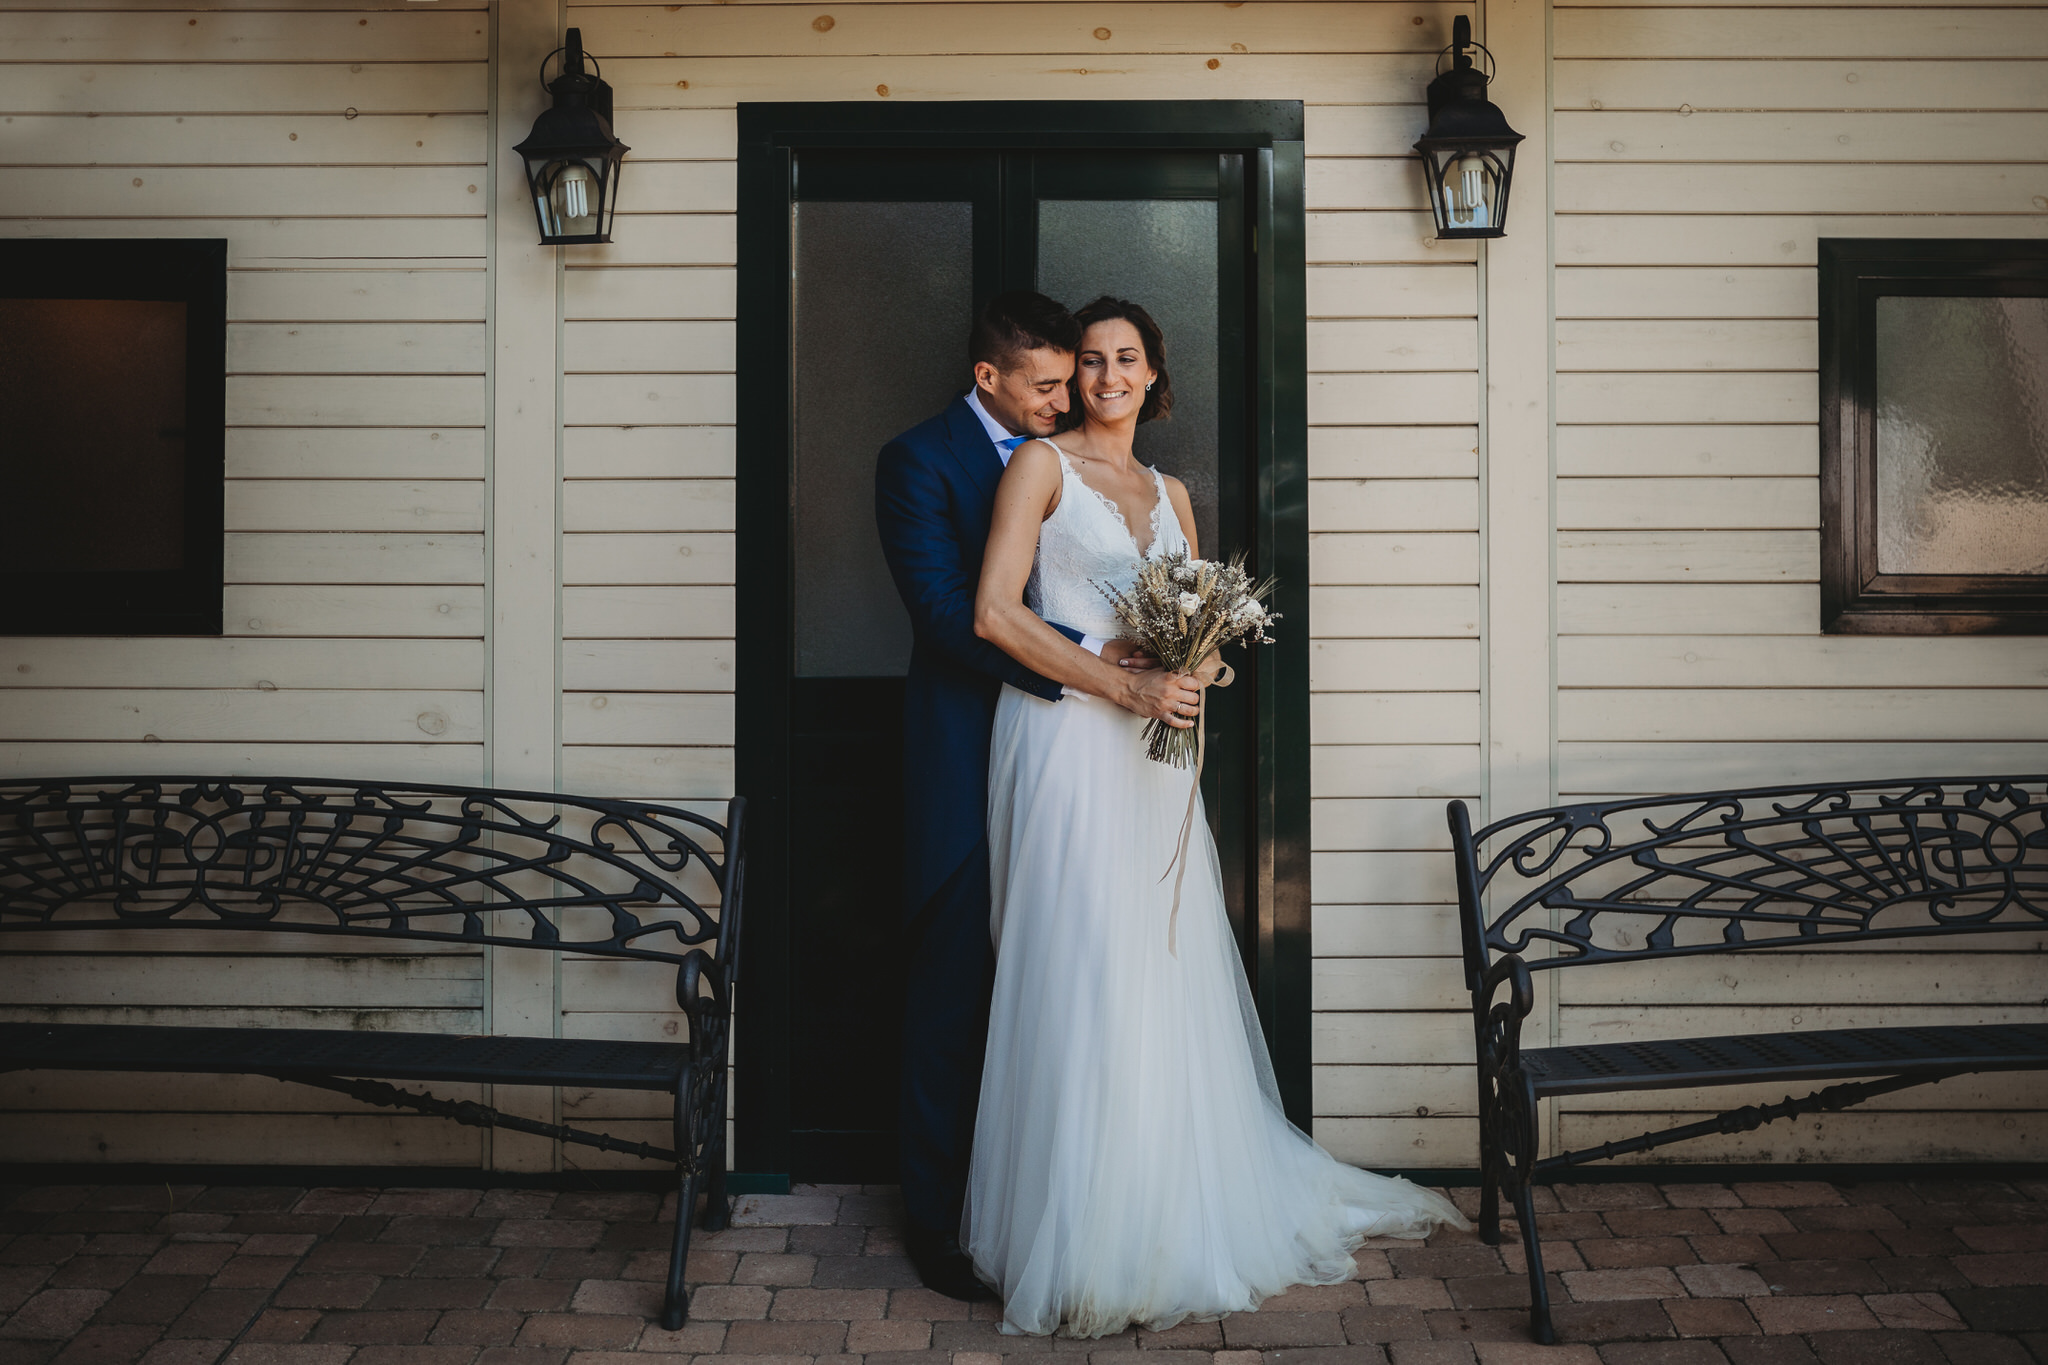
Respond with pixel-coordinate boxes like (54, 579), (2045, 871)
(875, 291), (1199, 1299)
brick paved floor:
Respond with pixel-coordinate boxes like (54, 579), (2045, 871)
(2, 1176), (2046, 1365)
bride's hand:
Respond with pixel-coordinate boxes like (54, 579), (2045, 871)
(1122, 668), (1201, 728)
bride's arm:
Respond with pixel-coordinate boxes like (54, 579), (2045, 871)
(975, 444), (1197, 725)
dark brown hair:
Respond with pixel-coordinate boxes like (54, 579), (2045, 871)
(1069, 296), (1172, 425)
(968, 290), (1080, 371)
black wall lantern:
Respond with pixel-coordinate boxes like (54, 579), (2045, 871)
(514, 28), (628, 245)
(1414, 15), (1523, 239)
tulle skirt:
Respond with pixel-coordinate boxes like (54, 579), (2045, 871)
(965, 684), (1469, 1338)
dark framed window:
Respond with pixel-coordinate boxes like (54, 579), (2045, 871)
(1, 239), (226, 635)
(1819, 239), (2048, 634)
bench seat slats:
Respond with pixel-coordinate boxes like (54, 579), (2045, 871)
(1524, 1022), (2048, 1098)
(0, 1022), (689, 1090)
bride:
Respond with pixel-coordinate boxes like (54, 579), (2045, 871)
(966, 297), (1468, 1337)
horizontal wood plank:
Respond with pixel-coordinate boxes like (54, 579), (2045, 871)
(13, 167), (485, 219)
(1315, 956), (1467, 1010)
(1558, 687), (2048, 743)
(226, 481), (483, 534)
(1557, 477), (1817, 531)
(1310, 532), (1480, 586)
(228, 429), (484, 480)
(1557, 583), (1817, 635)
(1557, 110), (2048, 164)
(1305, 210), (1478, 266)
(0, 11), (487, 62)
(562, 692), (734, 746)
(1558, 213), (2048, 268)
(230, 323), (484, 376)
(1556, 424), (1817, 478)
(559, 745), (734, 801)
(5, 113), (487, 167)
(1556, 372), (1815, 426)
(1309, 318), (1479, 374)
(0, 689), (482, 745)
(562, 533), (737, 586)
(1307, 478), (1480, 533)
(562, 641), (734, 693)
(565, 266), (734, 320)
(562, 374), (735, 426)
(230, 270), (485, 323)
(1556, 320), (1817, 373)
(226, 585), (486, 638)
(0, 637), (480, 692)
(1312, 639), (1483, 693)
(563, 426), (733, 479)
(563, 320), (736, 374)
(1559, 634), (2048, 688)
(1559, 162), (2048, 216)
(1307, 265), (1476, 319)
(561, 586), (734, 639)
(1558, 268), (1814, 320)
(1313, 1010), (1475, 1065)
(1313, 851), (1458, 905)
(1309, 427), (1479, 480)
(1311, 586), (1482, 638)
(1312, 902), (1469, 955)
(1557, 530), (1817, 583)
(0, 63), (487, 114)
(1555, 8), (2048, 60)
(1311, 744), (1483, 800)
(1558, 740), (2048, 795)
(0, 742), (483, 785)
(562, 479), (736, 534)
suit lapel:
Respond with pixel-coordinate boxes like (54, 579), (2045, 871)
(940, 395), (1004, 507)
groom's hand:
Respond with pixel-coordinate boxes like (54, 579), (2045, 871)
(1120, 669), (1202, 728)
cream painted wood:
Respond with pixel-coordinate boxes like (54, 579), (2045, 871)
(1556, 477), (1817, 530)
(1558, 162), (2048, 216)
(1306, 479), (1480, 532)
(603, 54), (1438, 109)
(0, 956), (479, 1009)
(1310, 318), (1480, 372)
(1556, 371), (1816, 424)
(565, 266), (735, 319)
(1315, 957), (1468, 1013)
(1306, 264), (1477, 317)
(1310, 745), (1483, 799)
(1558, 214), (2048, 269)
(576, 4), (1468, 58)
(0, 63), (488, 114)
(1306, 158), (1432, 213)
(1311, 639), (1485, 691)
(1306, 103), (1444, 156)
(1553, 1112), (2044, 1164)
(1313, 903), (1470, 955)
(229, 429), (486, 479)
(0, 217), (486, 266)
(230, 270), (486, 323)
(563, 693), (735, 746)
(16, 167), (486, 219)
(563, 320), (735, 373)
(616, 161), (737, 215)
(0, 1114), (480, 1167)
(1557, 583), (1817, 634)
(1566, 1073), (2046, 1114)
(1312, 798), (1468, 850)
(1554, 953), (2046, 1007)
(1555, 319), (1816, 372)
(1557, 530), (1817, 582)
(0, 11), (487, 61)
(1310, 692), (1483, 745)
(228, 376), (485, 427)
(0, 743), (484, 784)
(574, 107), (736, 160)
(1310, 586), (1483, 637)
(1557, 424), (1817, 477)
(1312, 853), (1459, 907)
(1559, 741), (2048, 794)
(1559, 635), (2048, 688)
(1310, 426), (1480, 478)
(1314, 1115), (1477, 1165)
(228, 534), (486, 585)
(6, 114), (490, 167)
(1557, 110), (2048, 163)
(563, 426), (734, 477)
(561, 585), (735, 638)
(0, 638), (481, 692)
(0, 1072), (484, 1115)
(563, 214), (736, 267)
(1556, 267), (1815, 320)
(1309, 532), (1481, 585)
(1306, 211), (1479, 265)
(1310, 372), (1479, 426)
(562, 479), (736, 532)
(1314, 1010), (1475, 1065)
(225, 481), (483, 533)
(559, 745), (735, 799)
(562, 641), (735, 692)
(1315, 1064), (1473, 1118)
(0, 689), (482, 745)
(1557, 8), (2048, 60)
(563, 373), (735, 424)
(1558, 689), (2048, 743)
(225, 585), (486, 638)
(562, 533), (737, 585)
(230, 323), (486, 376)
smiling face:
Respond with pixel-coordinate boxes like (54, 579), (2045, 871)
(973, 346), (1075, 439)
(1076, 318), (1157, 426)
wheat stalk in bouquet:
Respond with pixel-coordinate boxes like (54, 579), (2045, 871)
(1095, 549), (1279, 769)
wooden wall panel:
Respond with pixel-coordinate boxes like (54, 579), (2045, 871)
(1551, 1), (2048, 1165)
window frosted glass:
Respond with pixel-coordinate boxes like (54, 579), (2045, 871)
(792, 200), (974, 676)
(1875, 295), (2048, 576)
(1037, 200), (1220, 558)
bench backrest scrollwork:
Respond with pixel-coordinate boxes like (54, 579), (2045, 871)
(0, 777), (746, 1034)
(1449, 777), (2048, 997)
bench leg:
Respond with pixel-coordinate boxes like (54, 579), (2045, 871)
(1513, 1178), (1555, 1346)
(664, 1167), (701, 1332)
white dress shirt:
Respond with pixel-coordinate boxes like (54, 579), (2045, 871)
(964, 388), (1108, 685)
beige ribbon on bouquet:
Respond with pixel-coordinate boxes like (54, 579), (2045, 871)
(1161, 660), (1234, 956)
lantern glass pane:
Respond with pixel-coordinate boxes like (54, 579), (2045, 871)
(535, 157), (604, 239)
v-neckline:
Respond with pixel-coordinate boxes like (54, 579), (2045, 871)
(1051, 443), (1165, 559)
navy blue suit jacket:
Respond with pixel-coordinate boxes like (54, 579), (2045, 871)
(875, 396), (1082, 919)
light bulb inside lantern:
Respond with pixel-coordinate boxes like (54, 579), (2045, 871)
(1448, 154), (1491, 230)
(547, 162), (599, 233)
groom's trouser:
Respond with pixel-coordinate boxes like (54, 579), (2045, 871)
(898, 837), (998, 1235)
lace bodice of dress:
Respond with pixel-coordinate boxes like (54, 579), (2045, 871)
(1026, 441), (1187, 640)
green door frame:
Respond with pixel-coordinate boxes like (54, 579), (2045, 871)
(733, 101), (1311, 1184)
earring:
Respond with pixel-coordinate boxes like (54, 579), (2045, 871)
(1145, 381), (1155, 391)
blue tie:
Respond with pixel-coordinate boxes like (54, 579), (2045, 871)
(996, 435), (1028, 456)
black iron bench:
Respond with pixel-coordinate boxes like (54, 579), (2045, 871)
(0, 777), (745, 1331)
(1449, 776), (2047, 1344)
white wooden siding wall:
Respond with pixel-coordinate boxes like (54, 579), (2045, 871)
(0, 1), (493, 1164)
(1553, 0), (2048, 1161)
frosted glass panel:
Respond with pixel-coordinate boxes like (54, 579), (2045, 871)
(1875, 295), (2048, 576)
(793, 200), (975, 676)
(1037, 200), (1219, 557)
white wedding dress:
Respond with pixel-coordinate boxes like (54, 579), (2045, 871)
(964, 444), (1468, 1338)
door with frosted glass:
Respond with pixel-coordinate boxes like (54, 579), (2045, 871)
(775, 148), (1253, 1181)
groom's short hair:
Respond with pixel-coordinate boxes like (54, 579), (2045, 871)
(969, 291), (1080, 371)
